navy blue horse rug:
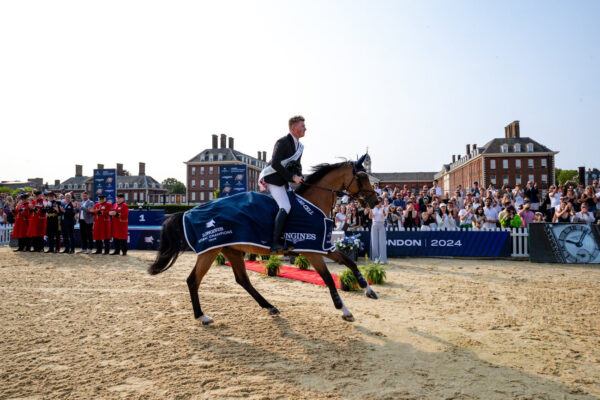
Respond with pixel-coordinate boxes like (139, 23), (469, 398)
(183, 191), (335, 255)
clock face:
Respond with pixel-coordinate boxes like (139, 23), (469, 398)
(556, 224), (600, 263)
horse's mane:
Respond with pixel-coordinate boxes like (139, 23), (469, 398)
(295, 161), (348, 195)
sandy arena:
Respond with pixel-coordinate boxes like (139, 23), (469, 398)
(1, 247), (599, 399)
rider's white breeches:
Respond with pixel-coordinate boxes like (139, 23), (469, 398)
(267, 184), (291, 213)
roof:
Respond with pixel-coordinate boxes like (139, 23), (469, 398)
(371, 172), (437, 182)
(187, 147), (268, 169)
(58, 175), (165, 190)
(481, 137), (554, 154)
(61, 176), (90, 186)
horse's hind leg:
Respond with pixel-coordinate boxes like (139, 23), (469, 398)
(221, 248), (279, 315)
(302, 253), (354, 322)
(186, 249), (219, 325)
(328, 250), (378, 299)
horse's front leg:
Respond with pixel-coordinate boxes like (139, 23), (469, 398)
(328, 250), (378, 300)
(303, 253), (354, 322)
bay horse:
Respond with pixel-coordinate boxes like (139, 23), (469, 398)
(148, 155), (380, 323)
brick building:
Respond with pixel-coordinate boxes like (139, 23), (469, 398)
(435, 121), (558, 195)
(370, 172), (438, 192)
(185, 134), (268, 204)
(56, 163), (169, 203)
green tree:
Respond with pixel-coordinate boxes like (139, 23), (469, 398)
(555, 169), (578, 185)
(161, 178), (186, 194)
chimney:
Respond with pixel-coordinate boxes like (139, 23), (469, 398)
(505, 120), (520, 138)
(139, 162), (146, 176)
(97, 164), (104, 170)
(212, 134), (218, 149)
(228, 137), (234, 149)
(452, 155), (456, 163)
(466, 144), (470, 155)
(116, 163), (124, 176)
(472, 144), (477, 154)
(75, 164), (83, 177)
(54, 179), (60, 186)
(262, 151), (267, 162)
(257, 151), (262, 161)
(220, 134), (227, 149)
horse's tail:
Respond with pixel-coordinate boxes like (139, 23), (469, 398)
(148, 212), (187, 275)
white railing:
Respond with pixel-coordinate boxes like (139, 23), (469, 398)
(342, 226), (530, 258)
(0, 224), (13, 247)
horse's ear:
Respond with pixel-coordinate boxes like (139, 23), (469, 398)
(354, 154), (367, 170)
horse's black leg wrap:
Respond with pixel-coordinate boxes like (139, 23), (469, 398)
(353, 270), (368, 288)
(329, 288), (343, 309)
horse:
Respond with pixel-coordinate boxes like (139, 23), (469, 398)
(148, 154), (380, 323)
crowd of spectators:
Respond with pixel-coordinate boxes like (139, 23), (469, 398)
(333, 179), (600, 231)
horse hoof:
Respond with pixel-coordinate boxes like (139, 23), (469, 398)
(268, 307), (280, 315)
(197, 315), (214, 325)
(342, 314), (355, 322)
(366, 289), (378, 300)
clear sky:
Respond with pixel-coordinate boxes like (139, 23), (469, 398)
(1, 1), (598, 184)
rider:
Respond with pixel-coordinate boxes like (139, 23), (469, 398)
(259, 115), (305, 253)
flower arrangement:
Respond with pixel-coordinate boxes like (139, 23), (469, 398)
(335, 234), (363, 252)
(359, 256), (387, 284)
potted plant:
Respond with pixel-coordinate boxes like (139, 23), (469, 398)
(294, 254), (311, 270)
(359, 258), (387, 284)
(335, 234), (362, 262)
(215, 252), (226, 266)
(263, 255), (281, 277)
(338, 269), (360, 291)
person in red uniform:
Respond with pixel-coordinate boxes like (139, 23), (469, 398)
(109, 193), (129, 256)
(26, 191), (47, 252)
(91, 194), (112, 254)
(11, 194), (30, 252)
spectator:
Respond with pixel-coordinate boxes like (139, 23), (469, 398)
(430, 179), (443, 198)
(547, 185), (561, 220)
(482, 198), (500, 229)
(592, 180), (599, 194)
(472, 196), (481, 210)
(533, 212), (545, 223)
(573, 204), (595, 224)
(580, 185), (598, 213)
(524, 181), (540, 210)
(473, 206), (486, 229)
(420, 205), (438, 231)
(59, 193), (76, 254)
(369, 197), (387, 263)
(386, 205), (401, 228)
(346, 206), (362, 231)
(0, 207), (7, 224)
(392, 193), (405, 209)
(453, 189), (464, 210)
(373, 183), (381, 195)
(77, 191), (95, 254)
(513, 184), (525, 208)
(335, 205), (347, 230)
(403, 202), (419, 229)
(565, 187), (580, 212)
(518, 200), (535, 227)
(436, 203), (456, 230)
(553, 197), (574, 223)
(458, 203), (475, 228)
(501, 206), (522, 228)
(470, 181), (480, 197)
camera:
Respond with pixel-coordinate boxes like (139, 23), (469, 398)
(116, 212), (121, 217)
(97, 210), (102, 216)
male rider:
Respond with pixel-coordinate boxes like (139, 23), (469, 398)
(259, 116), (305, 253)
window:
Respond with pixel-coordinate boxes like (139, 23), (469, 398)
(200, 192), (205, 201)
(133, 183), (138, 189)
(514, 143), (521, 152)
(209, 180), (213, 188)
(125, 183), (130, 188)
(191, 192), (196, 201)
(209, 192), (213, 200)
(124, 193), (129, 201)
(218, 153), (223, 161)
(209, 166), (213, 174)
(503, 159), (508, 169)
(191, 179), (196, 188)
(200, 179), (204, 187)
(529, 174), (535, 183)
(140, 192), (144, 201)
(490, 175), (496, 185)
(133, 192), (138, 201)
(209, 154), (214, 161)
(527, 143), (534, 152)
(541, 159), (547, 168)
(516, 159), (521, 169)
(118, 183), (123, 189)
(490, 160), (496, 169)
(515, 175), (521, 184)
(200, 166), (204, 175)
(542, 174), (548, 183)
(503, 175), (509, 185)
(528, 159), (534, 168)
(200, 154), (205, 161)
(191, 167), (196, 175)
(501, 144), (508, 153)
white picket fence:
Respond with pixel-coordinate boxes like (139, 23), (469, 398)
(0, 224), (13, 246)
(348, 226), (529, 258)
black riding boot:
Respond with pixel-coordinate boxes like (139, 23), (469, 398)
(94, 240), (103, 254)
(121, 239), (127, 256)
(110, 239), (120, 255)
(270, 208), (289, 253)
(104, 239), (111, 255)
(14, 238), (23, 252)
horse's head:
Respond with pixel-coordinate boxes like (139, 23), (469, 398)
(345, 154), (379, 209)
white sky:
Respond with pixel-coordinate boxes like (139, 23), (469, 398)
(1, 1), (598, 184)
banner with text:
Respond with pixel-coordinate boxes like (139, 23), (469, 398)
(219, 165), (247, 197)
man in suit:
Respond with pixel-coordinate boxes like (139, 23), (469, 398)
(259, 115), (305, 252)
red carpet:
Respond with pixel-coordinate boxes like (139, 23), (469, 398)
(227, 260), (340, 289)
